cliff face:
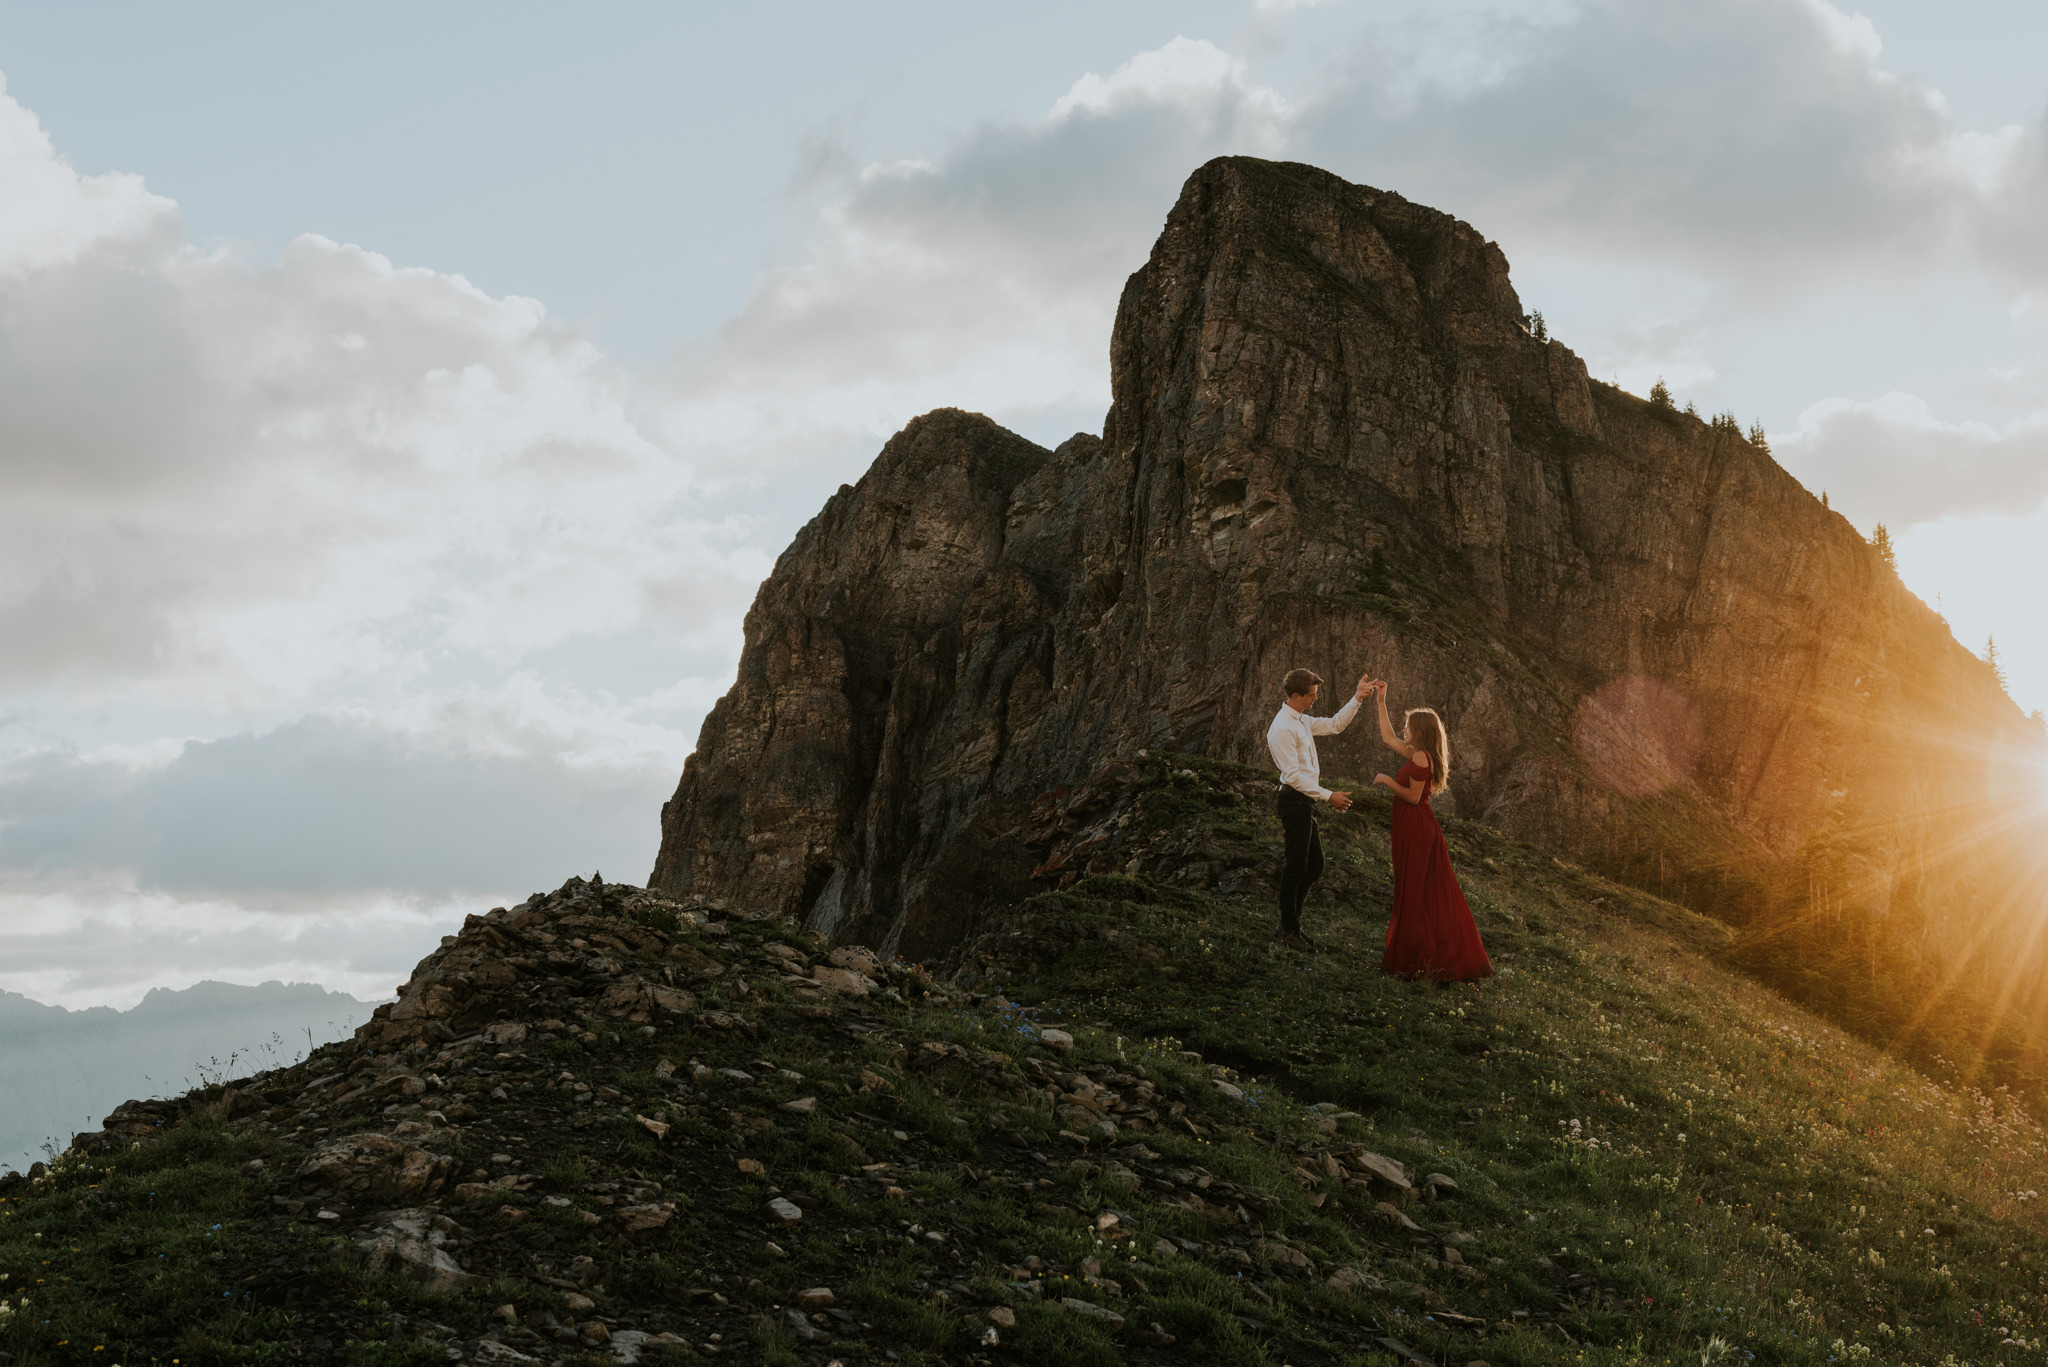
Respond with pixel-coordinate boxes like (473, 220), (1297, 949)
(653, 156), (2034, 961)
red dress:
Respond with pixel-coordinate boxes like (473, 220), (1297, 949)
(1382, 758), (1494, 982)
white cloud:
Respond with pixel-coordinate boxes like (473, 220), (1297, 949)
(1774, 392), (2048, 531)
(0, 708), (669, 901)
(656, 35), (1292, 474)
(1050, 36), (1287, 123)
(1799, 0), (1880, 64)
(0, 84), (761, 720)
(0, 74), (175, 278)
(0, 873), (450, 1010)
(1291, 0), (1986, 285)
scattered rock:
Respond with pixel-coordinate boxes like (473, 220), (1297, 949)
(795, 1286), (835, 1308)
(1057, 1297), (1125, 1331)
(826, 945), (883, 977)
(1376, 1201), (1425, 1232)
(617, 1203), (676, 1235)
(355, 1209), (478, 1293)
(811, 965), (878, 996)
(1328, 1266), (1386, 1297)
(1255, 1239), (1314, 1273)
(767, 1197), (803, 1225)
(783, 1308), (828, 1343)
(1040, 1028), (1074, 1052)
(297, 1133), (450, 1204)
(1352, 1151), (1414, 1193)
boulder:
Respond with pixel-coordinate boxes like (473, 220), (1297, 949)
(296, 1133), (450, 1203)
(356, 1209), (477, 1293)
(1328, 1266), (1386, 1297)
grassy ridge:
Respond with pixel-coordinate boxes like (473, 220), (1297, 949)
(964, 752), (2048, 1363)
(2, 754), (2045, 1365)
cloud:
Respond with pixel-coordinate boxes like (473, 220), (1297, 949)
(0, 74), (175, 277)
(0, 877), (450, 1010)
(1773, 393), (2048, 531)
(1292, 0), (1977, 282)
(657, 36), (1290, 469)
(1974, 113), (2048, 284)
(0, 707), (671, 901)
(0, 80), (766, 718)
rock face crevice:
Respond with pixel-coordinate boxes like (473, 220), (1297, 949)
(654, 155), (2032, 958)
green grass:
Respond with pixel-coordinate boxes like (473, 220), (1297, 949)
(946, 754), (2048, 1364)
(5, 758), (2046, 1364)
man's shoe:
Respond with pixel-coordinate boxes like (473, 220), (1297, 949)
(1276, 931), (1314, 952)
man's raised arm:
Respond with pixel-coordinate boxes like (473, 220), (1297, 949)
(1307, 674), (1371, 735)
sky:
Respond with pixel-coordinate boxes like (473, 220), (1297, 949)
(2, 0), (2046, 1010)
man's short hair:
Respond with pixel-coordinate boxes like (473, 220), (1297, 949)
(1283, 668), (1323, 698)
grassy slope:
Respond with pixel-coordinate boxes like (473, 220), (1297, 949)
(966, 753), (2048, 1365)
(1, 755), (2044, 1366)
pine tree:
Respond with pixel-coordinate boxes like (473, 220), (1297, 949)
(1684, 400), (1699, 418)
(1821, 490), (1829, 510)
(1748, 422), (1771, 455)
(1649, 378), (1673, 410)
(1986, 635), (2007, 691)
(1530, 311), (1548, 341)
(1871, 523), (1896, 571)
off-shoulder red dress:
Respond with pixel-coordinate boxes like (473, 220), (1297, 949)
(1382, 757), (1494, 983)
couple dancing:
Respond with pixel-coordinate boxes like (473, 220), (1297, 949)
(1265, 667), (1493, 982)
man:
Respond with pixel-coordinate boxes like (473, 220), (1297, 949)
(1265, 667), (1370, 951)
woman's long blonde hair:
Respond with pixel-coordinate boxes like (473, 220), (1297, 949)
(1405, 708), (1451, 795)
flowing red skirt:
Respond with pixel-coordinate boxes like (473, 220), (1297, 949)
(1382, 795), (1493, 983)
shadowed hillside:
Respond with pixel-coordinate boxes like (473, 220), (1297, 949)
(5, 759), (2047, 1365)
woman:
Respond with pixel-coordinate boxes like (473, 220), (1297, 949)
(1368, 680), (1493, 983)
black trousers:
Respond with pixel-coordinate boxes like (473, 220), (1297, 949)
(1276, 787), (1323, 933)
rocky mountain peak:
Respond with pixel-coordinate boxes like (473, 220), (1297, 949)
(652, 154), (2033, 967)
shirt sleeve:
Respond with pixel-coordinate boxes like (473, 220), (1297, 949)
(1308, 694), (1360, 736)
(1269, 714), (1331, 802)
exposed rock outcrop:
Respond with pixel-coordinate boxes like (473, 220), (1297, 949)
(653, 156), (2035, 962)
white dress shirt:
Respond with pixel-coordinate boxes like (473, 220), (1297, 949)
(1266, 695), (1360, 802)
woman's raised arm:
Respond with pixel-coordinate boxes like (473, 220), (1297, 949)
(1374, 682), (1415, 760)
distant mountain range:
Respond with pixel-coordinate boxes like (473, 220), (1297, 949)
(0, 979), (377, 1174)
